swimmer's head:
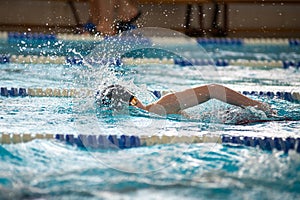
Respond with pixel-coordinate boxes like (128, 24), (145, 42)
(95, 84), (137, 110)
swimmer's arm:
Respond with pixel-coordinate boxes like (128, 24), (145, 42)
(197, 84), (273, 114)
(143, 84), (273, 115)
(145, 93), (183, 115)
(145, 88), (207, 114)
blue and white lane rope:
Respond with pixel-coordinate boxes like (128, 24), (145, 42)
(0, 54), (299, 69)
(0, 31), (299, 46)
(0, 87), (92, 98)
(1, 32), (103, 42)
(1, 87), (300, 102)
(197, 37), (300, 46)
(0, 133), (299, 154)
(123, 57), (299, 68)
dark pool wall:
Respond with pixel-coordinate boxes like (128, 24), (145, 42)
(0, 0), (299, 37)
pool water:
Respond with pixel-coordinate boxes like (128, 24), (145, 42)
(0, 32), (300, 199)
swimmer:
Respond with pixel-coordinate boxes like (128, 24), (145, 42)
(96, 84), (275, 116)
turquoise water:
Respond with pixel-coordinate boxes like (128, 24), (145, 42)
(0, 35), (300, 199)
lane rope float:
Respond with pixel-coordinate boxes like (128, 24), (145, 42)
(0, 87), (93, 98)
(0, 54), (299, 69)
(0, 132), (299, 154)
(0, 87), (299, 102)
(1, 31), (299, 46)
(1, 87), (299, 102)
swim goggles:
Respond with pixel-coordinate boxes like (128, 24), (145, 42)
(129, 96), (138, 106)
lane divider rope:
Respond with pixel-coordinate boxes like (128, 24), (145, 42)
(0, 54), (299, 69)
(56, 33), (104, 41)
(1, 87), (300, 102)
(0, 32), (299, 46)
(198, 38), (300, 46)
(0, 87), (93, 98)
(0, 133), (299, 154)
(123, 57), (299, 68)
(2, 32), (103, 41)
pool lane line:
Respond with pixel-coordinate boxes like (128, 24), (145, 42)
(1, 31), (299, 46)
(123, 57), (298, 68)
(0, 133), (299, 154)
(198, 38), (300, 46)
(0, 32), (103, 41)
(0, 87), (94, 98)
(1, 87), (299, 102)
(0, 54), (299, 69)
